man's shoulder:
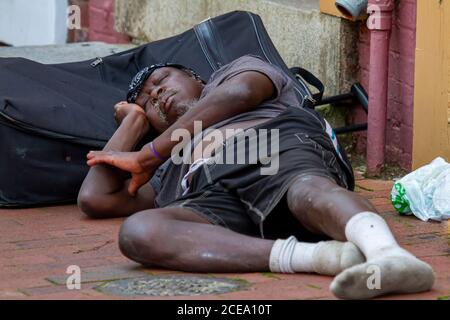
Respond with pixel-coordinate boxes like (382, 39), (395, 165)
(207, 54), (277, 84)
(226, 54), (268, 68)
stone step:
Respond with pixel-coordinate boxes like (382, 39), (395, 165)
(0, 42), (135, 64)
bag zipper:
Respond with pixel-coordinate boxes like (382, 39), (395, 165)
(90, 57), (103, 67)
(90, 57), (107, 81)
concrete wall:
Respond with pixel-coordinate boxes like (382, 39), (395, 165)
(0, 0), (69, 46)
(114, 0), (359, 98)
(354, 0), (417, 171)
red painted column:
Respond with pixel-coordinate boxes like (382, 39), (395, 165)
(366, 0), (394, 175)
(88, 0), (130, 44)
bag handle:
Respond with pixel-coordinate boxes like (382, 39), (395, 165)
(290, 67), (324, 103)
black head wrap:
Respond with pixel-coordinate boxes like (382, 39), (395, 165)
(126, 63), (203, 103)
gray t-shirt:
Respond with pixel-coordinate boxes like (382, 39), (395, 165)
(201, 54), (299, 127)
(150, 54), (300, 207)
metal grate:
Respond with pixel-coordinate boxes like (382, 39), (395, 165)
(96, 275), (247, 296)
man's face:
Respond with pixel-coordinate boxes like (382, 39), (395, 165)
(134, 67), (204, 133)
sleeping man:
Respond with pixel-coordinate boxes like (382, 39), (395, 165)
(77, 55), (434, 299)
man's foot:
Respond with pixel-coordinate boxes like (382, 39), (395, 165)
(330, 247), (435, 299)
(311, 241), (366, 276)
(270, 237), (365, 276)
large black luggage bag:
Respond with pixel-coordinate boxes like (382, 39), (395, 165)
(0, 10), (334, 208)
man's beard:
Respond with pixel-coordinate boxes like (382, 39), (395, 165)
(152, 100), (169, 125)
(174, 99), (198, 118)
(153, 98), (198, 125)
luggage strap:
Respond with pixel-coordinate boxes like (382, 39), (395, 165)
(194, 19), (227, 71)
(289, 67), (324, 103)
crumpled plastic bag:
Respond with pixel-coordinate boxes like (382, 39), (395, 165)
(390, 157), (450, 222)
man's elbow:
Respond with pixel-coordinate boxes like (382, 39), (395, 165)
(231, 78), (274, 107)
(228, 72), (276, 105)
(77, 190), (109, 219)
(229, 83), (259, 107)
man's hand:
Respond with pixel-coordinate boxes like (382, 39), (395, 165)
(86, 143), (162, 196)
(114, 101), (148, 128)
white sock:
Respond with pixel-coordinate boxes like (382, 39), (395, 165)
(330, 211), (435, 299)
(269, 236), (365, 276)
(345, 211), (409, 259)
(269, 236), (301, 273)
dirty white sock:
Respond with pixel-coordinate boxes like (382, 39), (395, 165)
(269, 236), (365, 276)
(330, 212), (435, 299)
(345, 211), (404, 260)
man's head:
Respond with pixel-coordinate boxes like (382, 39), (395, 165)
(127, 64), (205, 133)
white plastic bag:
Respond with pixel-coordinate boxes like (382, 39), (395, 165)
(390, 157), (450, 222)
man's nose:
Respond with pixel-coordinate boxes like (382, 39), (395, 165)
(150, 86), (164, 99)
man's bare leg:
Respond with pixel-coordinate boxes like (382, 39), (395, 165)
(118, 174), (433, 298)
(118, 207), (273, 272)
(286, 175), (435, 299)
(119, 208), (363, 274)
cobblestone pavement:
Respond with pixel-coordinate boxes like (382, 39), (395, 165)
(0, 175), (449, 300)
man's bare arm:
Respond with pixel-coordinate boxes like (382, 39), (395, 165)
(78, 107), (154, 217)
(140, 71), (275, 166)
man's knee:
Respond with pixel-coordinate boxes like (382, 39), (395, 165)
(286, 174), (376, 239)
(287, 175), (336, 215)
(118, 211), (170, 264)
(287, 175), (372, 214)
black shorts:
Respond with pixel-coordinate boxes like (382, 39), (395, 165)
(157, 107), (354, 240)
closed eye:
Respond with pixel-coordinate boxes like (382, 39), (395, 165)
(155, 73), (168, 85)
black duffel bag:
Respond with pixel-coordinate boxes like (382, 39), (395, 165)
(0, 10), (326, 208)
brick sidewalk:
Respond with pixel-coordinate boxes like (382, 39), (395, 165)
(0, 177), (449, 300)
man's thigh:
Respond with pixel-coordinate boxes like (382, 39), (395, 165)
(262, 178), (333, 242)
(162, 183), (260, 237)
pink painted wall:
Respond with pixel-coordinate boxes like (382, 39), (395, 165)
(88, 0), (130, 43)
(353, 0), (416, 171)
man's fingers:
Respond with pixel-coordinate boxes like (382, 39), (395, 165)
(86, 151), (118, 167)
(128, 180), (140, 197)
(86, 150), (142, 173)
(114, 101), (125, 112)
(86, 151), (97, 160)
(86, 151), (107, 160)
(86, 159), (97, 167)
(86, 157), (109, 167)
(128, 173), (150, 197)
